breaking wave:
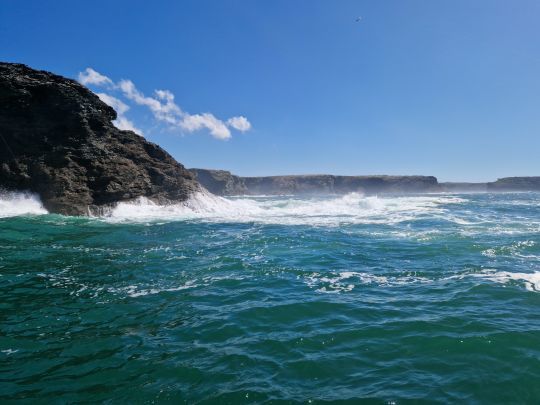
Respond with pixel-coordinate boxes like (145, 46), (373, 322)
(468, 269), (540, 292)
(106, 191), (467, 225)
(0, 190), (48, 218)
(0, 188), (469, 225)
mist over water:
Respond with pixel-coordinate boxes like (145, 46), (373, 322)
(1, 191), (540, 402)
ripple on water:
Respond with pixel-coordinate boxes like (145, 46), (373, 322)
(1, 193), (540, 402)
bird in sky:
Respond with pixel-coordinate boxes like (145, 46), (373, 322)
(356, 16), (362, 22)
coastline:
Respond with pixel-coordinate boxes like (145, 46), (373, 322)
(189, 168), (540, 196)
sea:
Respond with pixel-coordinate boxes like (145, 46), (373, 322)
(1, 190), (539, 403)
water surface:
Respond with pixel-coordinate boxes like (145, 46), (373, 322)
(1, 192), (540, 403)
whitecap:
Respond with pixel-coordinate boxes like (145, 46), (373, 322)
(304, 271), (432, 293)
(0, 190), (48, 217)
(105, 191), (469, 226)
(470, 270), (540, 292)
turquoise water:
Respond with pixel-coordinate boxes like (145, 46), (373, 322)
(1, 192), (540, 403)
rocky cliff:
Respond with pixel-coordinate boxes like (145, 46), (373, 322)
(189, 169), (247, 195)
(189, 169), (439, 195)
(191, 170), (540, 195)
(487, 177), (540, 191)
(0, 62), (200, 215)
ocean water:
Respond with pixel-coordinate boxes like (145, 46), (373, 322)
(1, 190), (540, 403)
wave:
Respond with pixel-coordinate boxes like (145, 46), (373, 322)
(106, 191), (467, 225)
(40, 266), (540, 301)
(468, 270), (540, 292)
(304, 271), (432, 293)
(303, 269), (540, 294)
(0, 188), (468, 225)
(0, 190), (48, 218)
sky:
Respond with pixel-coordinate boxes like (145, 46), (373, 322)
(1, 0), (539, 182)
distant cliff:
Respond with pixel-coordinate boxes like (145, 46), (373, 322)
(189, 169), (439, 195)
(0, 62), (201, 215)
(487, 177), (540, 191)
(190, 169), (247, 195)
(191, 169), (540, 195)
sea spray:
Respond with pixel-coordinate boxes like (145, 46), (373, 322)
(0, 189), (48, 217)
(106, 191), (468, 226)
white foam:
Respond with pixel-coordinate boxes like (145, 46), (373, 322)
(304, 269), (540, 294)
(470, 270), (540, 292)
(121, 281), (198, 297)
(106, 191), (467, 226)
(480, 241), (539, 259)
(304, 271), (433, 293)
(0, 190), (48, 218)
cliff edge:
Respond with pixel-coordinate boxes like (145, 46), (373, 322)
(0, 62), (200, 215)
(189, 169), (439, 195)
(487, 177), (540, 191)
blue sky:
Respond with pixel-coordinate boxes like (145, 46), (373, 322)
(1, 0), (539, 181)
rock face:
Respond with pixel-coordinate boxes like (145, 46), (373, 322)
(487, 177), (540, 191)
(189, 169), (439, 195)
(0, 62), (200, 215)
(189, 169), (247, 196)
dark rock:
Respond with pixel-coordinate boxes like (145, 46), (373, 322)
(189, 169), (247, 195)
(0, 62), (200, 215)
(189, 169), (439, 196)
(487, 177), (540, 191)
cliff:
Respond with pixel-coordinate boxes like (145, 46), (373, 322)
(189, 169), (247, 195)
(192, 170), (540, 195)
(189, 169), (439, 195)
(487, 177), (540, 191)
(0, 62), (201, 215)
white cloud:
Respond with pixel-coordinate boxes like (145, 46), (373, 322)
(113, 116), (143, 134)
(118, 80), (180, 125)
(97, 93), (129, 115)
(97, 92), (143, 135)
(227, 116), (251, 132)
(118, 80), (162, 111)
(181, 113), (231, 140)
(79, 67), (251, 140)
(117, 80), (233, 139)
(78, 68), (113, 87)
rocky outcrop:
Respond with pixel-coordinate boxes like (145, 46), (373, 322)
(189, 169), (247, 195)
(487, 177), (540, 191)
(189, 169), (439, 195)
(0, 62), (201, 215)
